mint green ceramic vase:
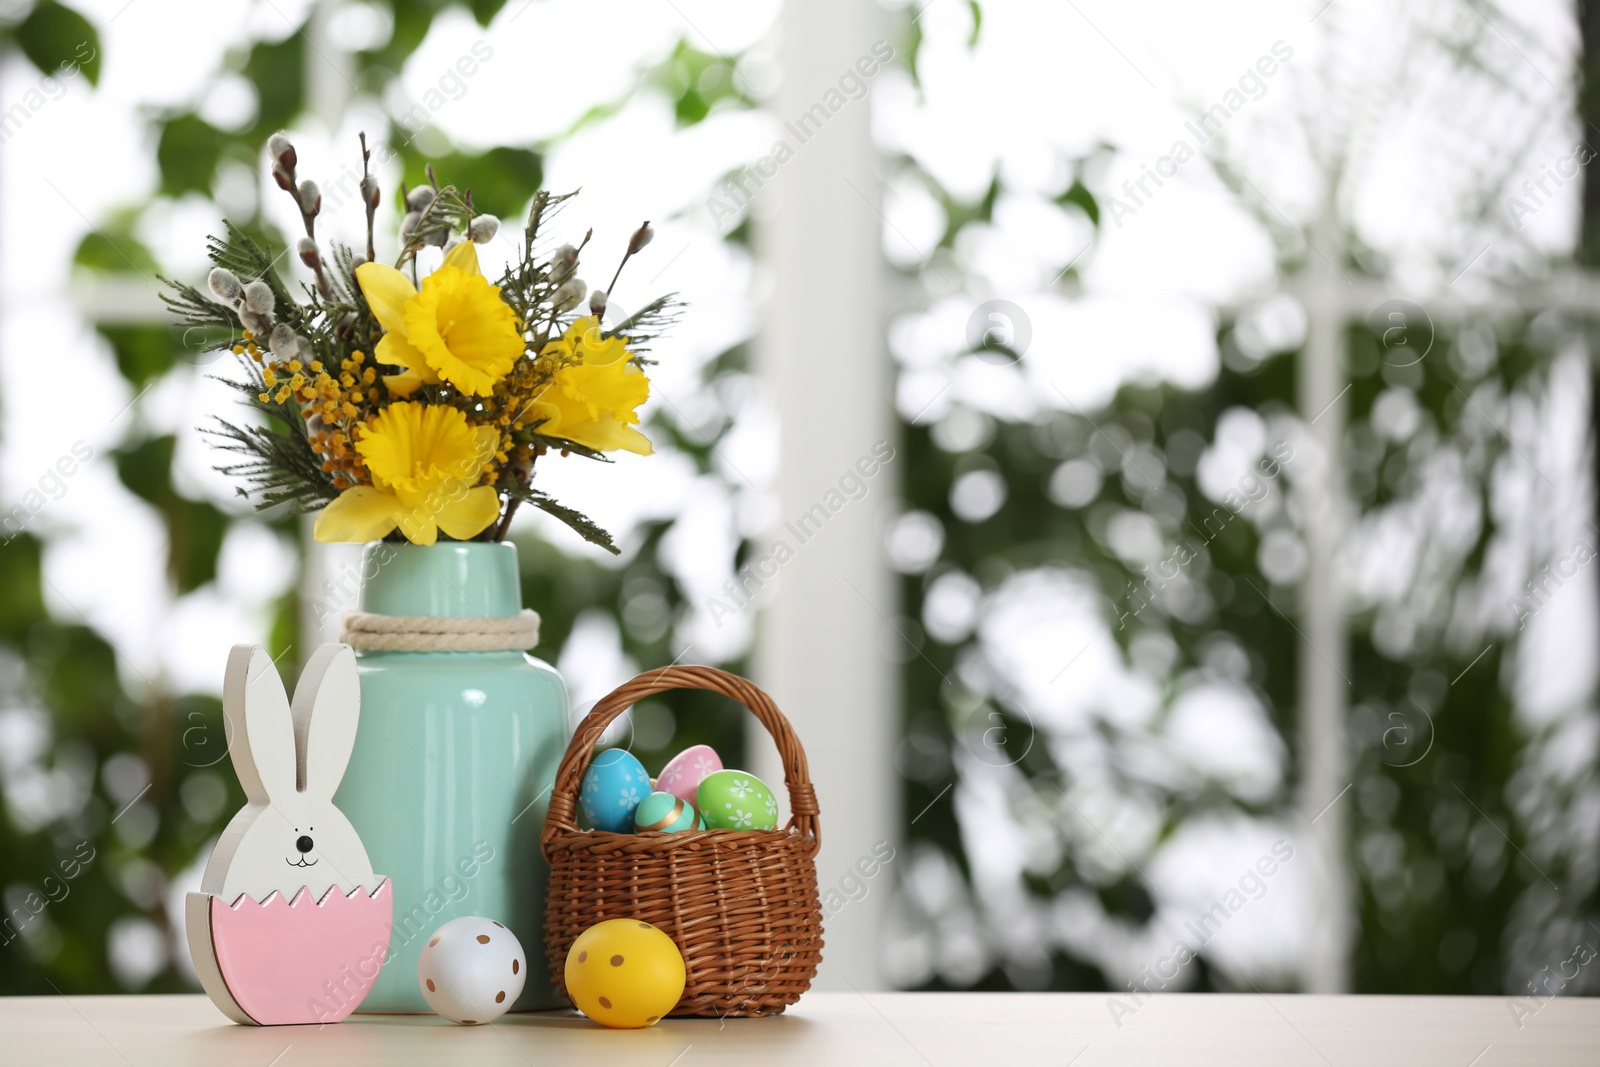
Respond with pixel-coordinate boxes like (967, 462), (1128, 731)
(335, 541), (568, 1012)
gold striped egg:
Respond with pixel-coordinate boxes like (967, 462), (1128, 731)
(632, 790), (704, 833)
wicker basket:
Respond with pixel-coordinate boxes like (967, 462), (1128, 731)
(540, 665), (824, 1017)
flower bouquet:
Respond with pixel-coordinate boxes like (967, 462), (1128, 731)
(163, 132), (676, 553)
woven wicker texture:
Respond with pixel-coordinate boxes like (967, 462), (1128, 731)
(541, 666), (824, 1017)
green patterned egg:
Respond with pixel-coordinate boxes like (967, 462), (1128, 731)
(632, 790), (702, 833)
(696, 770), (779, 831)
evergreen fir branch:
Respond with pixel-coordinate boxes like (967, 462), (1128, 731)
(499, 189), (579, 326)
(202, 415), (339, 512)
(202, 355), (339, 513)
(207, 221), (277, 283)
(505, 484), (619, 554)
(328, 242), (362, 306)
(521, 433), (615, 462)
(160, 279), (240, 331)
(523, 188), (579, 259)
(395, 183), (475, 268)
(201, 222), (334, 343)
(606, 294), (682, 355)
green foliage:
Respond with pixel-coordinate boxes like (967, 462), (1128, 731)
(11, 0), (99, 85)
(360, 0), (440, 78)
(388, 146), (543, 215)
(112, 435), (233, 592)
(515, 520), (751, 774)
(1336, 324), (1591, 993)
(468, 0), (511, 27)
(94, 324), (173, 390)
(888, 79), (1591, 992)
(1056, 176), (1100, 229)
(0, 521), (250, 995)
(896, 322), (1555, 991)
(73, 217), (159, 277)
(932, 173), (1001, 254)
(0, 534), (47, 643)
(649, 41), (753, 127)
(155, 114), (229, 197)
(241, 34), (305, 138)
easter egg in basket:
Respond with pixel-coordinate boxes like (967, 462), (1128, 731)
(655, 744), (723, 804)
(579, 748), (650, 832)
(186, 645), (391, 1026)
(697, 769), (779, 831)
(633, 790), (704, 833)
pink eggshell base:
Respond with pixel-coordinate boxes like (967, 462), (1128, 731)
(656, 744), (724, 804)
(208, 880), (392, 1025)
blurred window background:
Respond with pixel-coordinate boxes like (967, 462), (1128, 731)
(0, 0), (1596, 1003)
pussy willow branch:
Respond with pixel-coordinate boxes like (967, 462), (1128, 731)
(605, 220), (650, 300)
(359, 132), (377, 265)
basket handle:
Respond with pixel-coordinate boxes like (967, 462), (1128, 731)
(541, 665), (820, 858)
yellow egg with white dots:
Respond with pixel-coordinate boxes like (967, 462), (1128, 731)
(564, 919), (686, 1028)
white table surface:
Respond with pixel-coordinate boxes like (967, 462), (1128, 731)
(1, 992), (1595, 1065)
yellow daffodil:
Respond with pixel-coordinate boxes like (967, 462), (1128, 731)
(524, 316), (653, 455)
(355, 242), (522, 398)
(313, 401), (501, 546)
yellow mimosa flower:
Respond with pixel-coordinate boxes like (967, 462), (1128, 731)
(355, 242), (523, 398)
(313, 401), (501, 546)
(525, 317), (653, 455)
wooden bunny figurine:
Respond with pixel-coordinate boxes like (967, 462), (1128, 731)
(186, 644), (392, 1025)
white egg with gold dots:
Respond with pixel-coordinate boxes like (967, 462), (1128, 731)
(417, 916), (527, 1025)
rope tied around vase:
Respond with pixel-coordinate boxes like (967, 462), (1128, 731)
(339, 609), (541, 652)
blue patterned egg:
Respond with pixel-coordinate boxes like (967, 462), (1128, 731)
(580, 749), (650, 832)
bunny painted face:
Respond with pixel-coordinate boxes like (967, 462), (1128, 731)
(202, 644), (377, 904)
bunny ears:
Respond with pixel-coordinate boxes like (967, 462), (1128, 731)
(203, 643), (376, 905)
(223, 643), (361, 806)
